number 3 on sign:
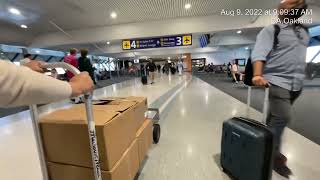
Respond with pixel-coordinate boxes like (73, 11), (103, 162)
(131, 41), (137, 49)
(176, 37), (182, 46)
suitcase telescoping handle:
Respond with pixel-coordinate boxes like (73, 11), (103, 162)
(246, 86), (270, 124)
(30, 62), (102, 180)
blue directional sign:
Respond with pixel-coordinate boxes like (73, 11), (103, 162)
(122, 35), (192, 50)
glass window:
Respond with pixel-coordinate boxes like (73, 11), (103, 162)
(0, 51), (9, 61)
(306, 46), (320, 63)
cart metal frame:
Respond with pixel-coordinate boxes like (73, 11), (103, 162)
(146, 108), (161, 144)
(30, 63), (102, 180)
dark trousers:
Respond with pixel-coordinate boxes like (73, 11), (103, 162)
(267, 85), (301, 157)
(89, 72), (96, 84)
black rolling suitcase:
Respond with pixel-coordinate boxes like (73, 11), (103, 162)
(221, 87), (274, 180)
(141, 66), (148, 85)
(141, 75), (148, 85)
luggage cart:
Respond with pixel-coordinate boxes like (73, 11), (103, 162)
(146, 108), (161, 144)
(29, 62), (102, 180)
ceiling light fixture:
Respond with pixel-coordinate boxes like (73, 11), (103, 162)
(20, 24), (28, 29)
(245, 47), (249, 50)
(185, 3), (191, 9)
(35, 50), (40, 54)
(111, 12), (117, 19)
(237, 30), (242, 34)
(107, 41), (110, 45)
(9, 8), (21, 15)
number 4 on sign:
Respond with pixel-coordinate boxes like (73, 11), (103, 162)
(131, 41), (137, 49)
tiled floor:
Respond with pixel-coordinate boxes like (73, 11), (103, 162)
(0, 73), (319, 180)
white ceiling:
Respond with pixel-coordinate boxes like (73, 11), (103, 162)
(1, 0), (278, 30)
(0, 0), (280, 44)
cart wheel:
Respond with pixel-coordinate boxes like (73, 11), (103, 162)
(153, 124), (161, 144)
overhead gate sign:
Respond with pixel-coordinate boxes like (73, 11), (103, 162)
(122, 35), (192, 50)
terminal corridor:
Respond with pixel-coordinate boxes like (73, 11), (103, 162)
(1, 0), (320, 179)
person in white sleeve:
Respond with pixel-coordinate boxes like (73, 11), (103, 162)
(0, 60), (94, 107)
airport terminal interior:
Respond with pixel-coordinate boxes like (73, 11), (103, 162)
(1, 0), (320, 180)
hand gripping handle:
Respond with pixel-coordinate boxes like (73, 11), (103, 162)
(31, 62), (102, 180)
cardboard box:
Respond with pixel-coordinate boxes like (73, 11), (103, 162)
(136, 119), (153, 165)
(47, 140), (140, 180)
(98, 96), (148, 132)
(127, 97), (148, 132)
(40, 100), (137, 171)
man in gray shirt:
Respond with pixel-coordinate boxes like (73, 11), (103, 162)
(251, 0), (310, 176)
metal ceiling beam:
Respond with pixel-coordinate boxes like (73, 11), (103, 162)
(32, 55), (38, 60)
(46, 56), (54, 62)
(10, 53), (19, 62)
(50, 20), (105, 54)
(310, 49), (320, 63)
(49, 21), (73, 39)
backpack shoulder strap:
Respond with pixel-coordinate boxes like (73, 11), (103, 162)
(296, 23), (309, 34)
(273, 24), (281, 49)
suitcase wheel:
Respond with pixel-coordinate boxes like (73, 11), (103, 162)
(153, 124), (161, 144)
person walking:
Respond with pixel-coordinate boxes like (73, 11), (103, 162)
(164, 61), (170, 75)
(251, 0), (310, 177)
(162, 63), (165, 74)
(146, 59), (157, 84)
(231, 60), (239, 83)
(78, 49), (96, 84)
(227, 62), (232, 76)
(177, 60), (184, 76)
(64, 48), (80, 103)
(64, 48), (78, 79)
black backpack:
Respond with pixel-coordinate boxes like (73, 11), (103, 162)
(244, 24), (308, 86)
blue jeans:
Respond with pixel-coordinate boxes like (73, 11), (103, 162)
(267, 85), (301, 157)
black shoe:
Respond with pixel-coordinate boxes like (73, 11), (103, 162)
(274, 156), (292, 178)
(274, 164), (292, 178)
(277, 153), (288, 164)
